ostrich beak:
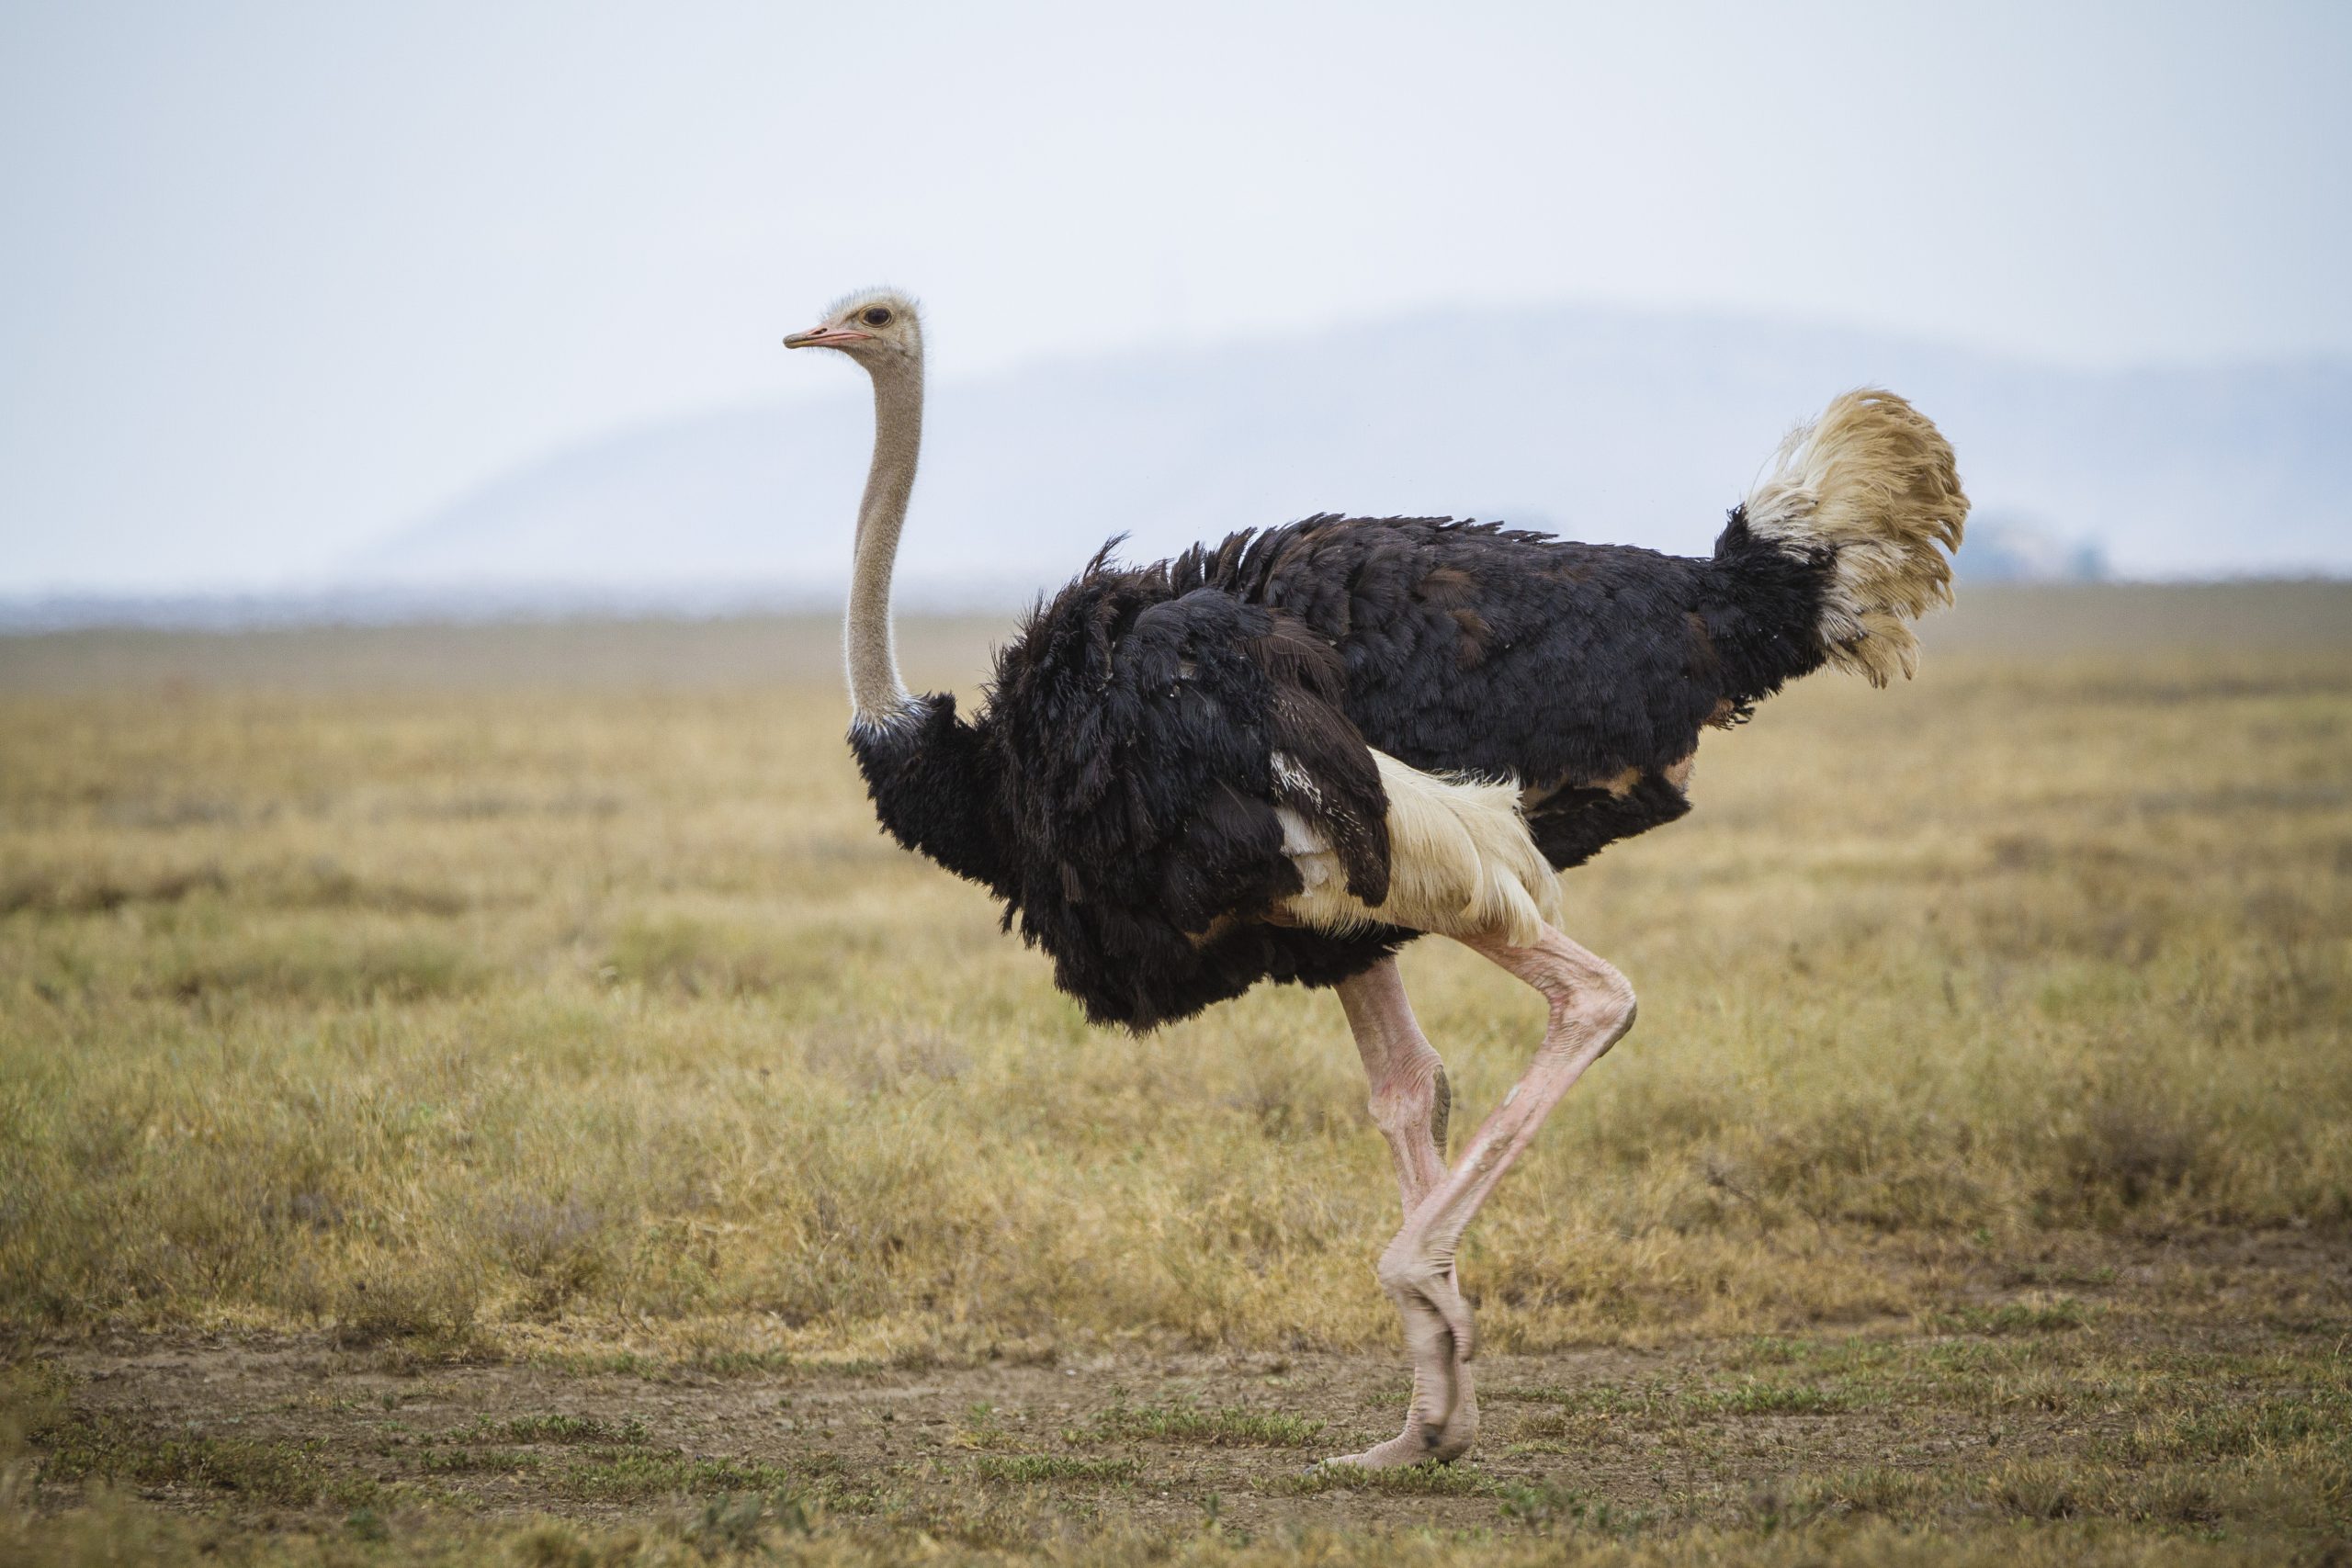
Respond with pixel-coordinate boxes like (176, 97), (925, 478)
(784, 325), (873, 349)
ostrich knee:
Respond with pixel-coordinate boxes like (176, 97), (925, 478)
(1367, 1054), (1448, 1157)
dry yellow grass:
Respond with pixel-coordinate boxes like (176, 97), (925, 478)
(1, 586), (2348, 1563)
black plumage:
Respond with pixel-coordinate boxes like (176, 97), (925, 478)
(851, 508), (1838, 1030)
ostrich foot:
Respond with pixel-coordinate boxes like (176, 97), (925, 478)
(1322, 1360), (1479, 1469)
(1321, 1248), (1480, 1468)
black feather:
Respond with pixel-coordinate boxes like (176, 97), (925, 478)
(850, 511), (1834, 1030)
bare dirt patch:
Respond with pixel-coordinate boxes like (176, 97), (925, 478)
(18, 1233), (2348, 1548)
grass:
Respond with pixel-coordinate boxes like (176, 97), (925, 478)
(1696, 1381), (1849, 1416)
(1928, 1297), (2090, 1337)
(30, 1407), (336, 1507)
(413, 1445), (538, 1474)
(549, 1451), (804, 1503)
(481, 1412), (651, 1445)
(970, 1452), (1144, 1484)
(1270, 1461), (1505, 1497)
(2, 591), (2349, 1563)
(2, 648), (2344, 1358)
(1085, 1398), (1329, 1447)
(6, 1321), (2352, 1561)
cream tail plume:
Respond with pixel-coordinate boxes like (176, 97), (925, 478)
(1741, 388), (1968, 687)
(843, 349), (923, 731)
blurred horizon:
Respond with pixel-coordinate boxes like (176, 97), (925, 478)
(6, 0), (2348, 601)
(7, 582), (2348, 693)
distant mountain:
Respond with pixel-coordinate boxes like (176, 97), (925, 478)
(1956, 512), (2109, 584)
(351, 305), (2350, 598)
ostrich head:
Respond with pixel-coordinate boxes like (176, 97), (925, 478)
(784, 288), (922, 368)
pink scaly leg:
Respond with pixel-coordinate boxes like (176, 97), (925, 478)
(1329, 958), (1477, 1465)
(1329, 926), (1636, 1469)
(1338, 958), (1452, 1215)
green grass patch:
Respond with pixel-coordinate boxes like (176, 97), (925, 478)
(1701, 1379), (1849, 1416)
(552, 1450), (802, 1502)
(415, 1444), (539, 1474)
(1085, 1399), (1326, 1448)
(1268, 1461), (1504, 1497)
(2114, 1394), (2352, 1464)
(478, 1411), (650, 1445)
(1931, 1298), (2090, 1336)
(33, 1408), (330, 1506)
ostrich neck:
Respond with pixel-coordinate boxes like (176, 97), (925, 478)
(845, 359), (922, 728)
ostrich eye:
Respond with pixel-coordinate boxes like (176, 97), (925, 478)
(861, 306), (892, 327)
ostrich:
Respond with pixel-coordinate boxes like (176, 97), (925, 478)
(785, 288), (1965, 1469)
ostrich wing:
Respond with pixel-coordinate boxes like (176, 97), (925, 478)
(986, 572), (1398, 1028)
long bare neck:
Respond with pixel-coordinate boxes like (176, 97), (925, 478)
(845, 356), (922, 728)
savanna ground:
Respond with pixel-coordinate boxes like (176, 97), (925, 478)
(2, 583), (2348, 1566)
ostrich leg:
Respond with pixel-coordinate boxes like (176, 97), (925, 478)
(1338, 958), (1451, 1213)
(1330, 959), (1478, 1466)
(1329, 926), (1636, 1469)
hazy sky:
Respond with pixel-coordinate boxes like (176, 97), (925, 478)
(3, 0), (2347, 592)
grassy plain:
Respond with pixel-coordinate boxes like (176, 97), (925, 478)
(2, 584), (2348, 1563)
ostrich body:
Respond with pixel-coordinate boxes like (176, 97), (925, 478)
(786, 289), (1967, 1468)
